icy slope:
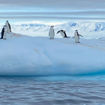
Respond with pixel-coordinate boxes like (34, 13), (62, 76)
(0, 33), (105, 76)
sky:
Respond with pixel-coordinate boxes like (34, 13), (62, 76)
(0, 0), (105, 24)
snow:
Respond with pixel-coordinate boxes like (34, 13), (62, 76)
(0, 32), (105, 76)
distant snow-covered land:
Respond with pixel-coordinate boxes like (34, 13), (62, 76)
(0, 33), (105, 76)
(3, 21), (105, 39)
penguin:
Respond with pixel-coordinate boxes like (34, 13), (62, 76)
(5, 20), (11, 33)
(74, 30), (83, 43)
(1, 27), (5, 39)
(49, 26), (55, 39)
(57, 30), (68, 38)
(1, 25), (7, 39)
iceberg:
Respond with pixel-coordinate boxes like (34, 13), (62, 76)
(0, 33), (105, 76)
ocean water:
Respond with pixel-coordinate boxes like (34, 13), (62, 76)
(0, 75), (105, 105)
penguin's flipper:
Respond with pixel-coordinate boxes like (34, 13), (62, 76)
(57, 30), (61, 34)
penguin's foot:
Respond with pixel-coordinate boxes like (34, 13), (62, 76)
(0, 38), (3, 39)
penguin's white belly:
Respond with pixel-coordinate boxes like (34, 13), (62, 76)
(60, 32), (65, 37)
(49, 29), (55, 39)
(75, 35), (79, 43)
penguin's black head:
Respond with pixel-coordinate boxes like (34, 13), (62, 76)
(75, 30), (78, 32)
(51, 25), (54, 27)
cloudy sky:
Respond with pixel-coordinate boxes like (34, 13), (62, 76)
(0, 0), (105, 24)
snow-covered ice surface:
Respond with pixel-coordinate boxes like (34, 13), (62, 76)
(0, 33), (105, 76)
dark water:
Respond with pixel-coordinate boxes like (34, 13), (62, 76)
(0, 76), (105, 105)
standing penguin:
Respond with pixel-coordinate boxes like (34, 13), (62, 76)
(5, 20), (11, 33)
(1, 25), (7, 39)
(1, 27), (5, 39)
(74, 30), (83, 43)
(57, 30), (68, 38)
(49, 26), (55, 39)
